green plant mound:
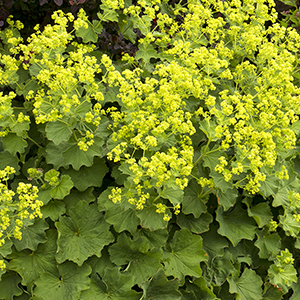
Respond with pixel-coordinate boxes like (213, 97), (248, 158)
(1, 0), (300, 298)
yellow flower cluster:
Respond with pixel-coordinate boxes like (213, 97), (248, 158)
(7, 10), (106, 150)
(157, 0), (300, 194)
(0, 167), (43, 270)
(0, 92), (30, 137)
(102, 53), (196, 213)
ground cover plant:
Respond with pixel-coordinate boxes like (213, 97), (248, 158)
(1, 0), (300, 298)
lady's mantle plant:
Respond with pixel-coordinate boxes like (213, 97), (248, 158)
(1, 0), (300, 299)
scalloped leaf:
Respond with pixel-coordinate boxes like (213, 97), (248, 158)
(55, 201), (114, 266)
(81, 267), (142, 300)
(216, 187), (238, 211)
(216, 205), (256, 247)
(268, 264), (297, 294)
(177, 212), (212, 234)
(254, 228), (281, 259)
(7, 230), (59, 289)
(75, 20), (100, 43)
(49, 174), (73, 199)
(46, 136), (104, 170)
(109, 233), (163, 285)
(141, 269), (182, 300)
(62, 136), (104, 170)
(0, 272), (22, 299)
(228, 268), (263, 300)
(160, 186), (184, 206)
(41, 199), (66, 221)
(182, 179), (208, 218)
(63, 157), (108, 191)
(185, 276), (217, 300)
(12, 219), (49, 251)
(45, 121), (73, 145)
(98, 188), (139, 234)
(33, 261), (91, 300)
(0, 151), (20, 173)
(201, 223), (228, 262)
(162, 229), (207, 283)
(1, 133), (27, 155)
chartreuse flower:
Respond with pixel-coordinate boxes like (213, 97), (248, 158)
(0, 10), (106, 152)
(0, 167), (42, 270)
(98, 0), (300, 219)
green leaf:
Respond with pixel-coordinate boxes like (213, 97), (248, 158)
(109, 233), (163, 285)
(180, 289), (197, 300)
(216, 281), (235, 300)
(216, 205), (257, 247)
(12, 219), (49, 251)
(185, 276), (217, 300)
(182, 179), (208, 218)
(86, 247), (115, 278)
(55, 201), (114, 266)
(160, 186), (184, 206)
(10, 118), (30, 136)
(259, 176), (280, 198)
(98, 5), (119, 22)
(177, 212), (212, 234)
(38, 188), (52, 205)
(201, 223), (228, 262)
(228, 268), (263, 300)
(62, 136), (104, 170)
(162, 229), (207, 283)
(29, 63), (43, 77)
(268, 264), (297, 294)
(199, 120), (217, 141)
(81, 267), (142, 300)
(92, 19), (103, 34)
(141, 269), (181, 300)
(0, 272), (22, 299)
(15, 78), (39, 97)
(136, 205), (168, 230)
(273, 177), (300, 208)
(0, 238), (13, 257)
(280, 213), (300, 237)
(1, 133), (27, 155)
(118, 14), (136, 43)
(135, 44), (160, 66)
(7, 230), (59, 289)
(216, 188), (238, 211)
(63, 188), (95, 214)
(105, 206), (139, 235)
(290, 281), (300, 300)
(211, 170), (233, 192)
(45, 141), (67, 169)
(79, 276), (107, 299)
(244, 199), (273, 228)
(254, 228), (281, 259)
(50, 174), (73, 199)
(45, 121), (73, 145)
(63, 157), (108, 191)
(41, 199), (66, 221)
(98, 188), (139, 235)
(33, 261), (91, 300)
(133, 228), (168, 248)
(0, 151), (19, 173)
(262, 284), (284, 300)
(212, 250), (236, 286)
(46, 137), (104, 170)
(278, 0), (297, 7)
(75, 20), (99, 43)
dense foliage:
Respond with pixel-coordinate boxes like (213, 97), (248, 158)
(1, 0), (300, 299)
